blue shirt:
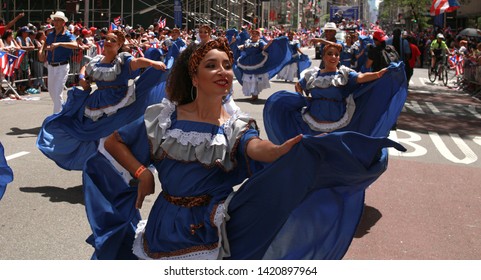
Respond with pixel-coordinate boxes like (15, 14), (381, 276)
(46, 30), (76, 63)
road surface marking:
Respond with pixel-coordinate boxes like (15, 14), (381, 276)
(6, 151), (30, 161)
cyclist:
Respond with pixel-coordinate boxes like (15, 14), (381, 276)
(430, 33), (449, 73)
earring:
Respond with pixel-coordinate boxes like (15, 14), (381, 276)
(190, 86), (196, 101)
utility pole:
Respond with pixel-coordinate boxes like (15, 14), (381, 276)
(84, 0), (90, 27)
(239, 0), (244, 28)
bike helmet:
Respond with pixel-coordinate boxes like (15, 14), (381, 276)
(436, 33), (445, 39)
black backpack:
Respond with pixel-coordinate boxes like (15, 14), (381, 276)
(380, 45), (400, 69)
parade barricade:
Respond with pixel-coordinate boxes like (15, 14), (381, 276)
(1, 47), (94, 98)
(462, 61), (481, 98)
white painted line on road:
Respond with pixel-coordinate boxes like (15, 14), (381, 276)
(419, 77), (427, 86)
(6, 151), (30, 161)
(425, 102), (441, 114)
(474, 136), (481, 146)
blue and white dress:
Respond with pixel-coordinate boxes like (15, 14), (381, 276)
(82, 98), (405, 260)
(37, 52), (167, 170)
(233, 37), (291, 97)
(277, 39), (311, 82)
(264, 62), (408, 144)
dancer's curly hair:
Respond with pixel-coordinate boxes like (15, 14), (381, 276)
(322, 42), (342, 55)
(166, 38), (234, 105)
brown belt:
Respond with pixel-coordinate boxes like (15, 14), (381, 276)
(96, 85), (128, 90)
(162, 192), (211, 208)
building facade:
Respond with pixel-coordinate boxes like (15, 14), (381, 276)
(0, 0), (379, 31)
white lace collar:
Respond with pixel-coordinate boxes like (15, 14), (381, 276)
(144, 99), (256, 171)
(304, 65), (354, 90)
(244, 39), (263, 48)
(85, 52), (131, 82)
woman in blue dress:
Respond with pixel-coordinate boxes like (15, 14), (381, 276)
(264, 42), (408, 145)
(36, 30), (168, 170)
(82, 38), (405, 260)
(231, 29), (290, 101)
(276, 31), (311, 82)
(0, 142), (14, 201)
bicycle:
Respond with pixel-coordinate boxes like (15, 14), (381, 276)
(428, 53), (449, 86)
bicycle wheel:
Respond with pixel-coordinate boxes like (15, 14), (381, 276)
(438, 64), (444, 81)
(428, 66), (436, 83)
(442, 66), (449, 86)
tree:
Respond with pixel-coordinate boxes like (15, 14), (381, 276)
(378, 0), (431, 32)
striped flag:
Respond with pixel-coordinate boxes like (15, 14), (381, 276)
(132, 46), (144, 58)
(14, 49), (26, 69)
(150, 42), (159, 49)
(430, 0), (460, 16)
(96, 40), (105, 55)
(158, 18), (166, 29)
(113, 16), (122, 26)
(0, 51), (7, 73)
(110, 22), (118, 31)
(4, 54), (17, 77)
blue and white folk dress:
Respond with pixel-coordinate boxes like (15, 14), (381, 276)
(233, 37), (291, 97)
(36, 52), (167, 170)
(276, 39), (311, 82)
(264, 62), (408, 144)
(83, 98), (405, 260)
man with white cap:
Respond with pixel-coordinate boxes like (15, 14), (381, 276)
(311, 22), (343, 67)
(38, 11), (77, 114)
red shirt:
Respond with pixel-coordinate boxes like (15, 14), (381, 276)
(409, 43), (421, 68)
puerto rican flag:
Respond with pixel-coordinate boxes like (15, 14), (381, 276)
(96, 40), (105, 55)
(13, 49), (26, 69)
(0, 51), (7, 73)
(158, 18), (166, 29)
(113, 16), (122, 26)
(448, 52), (464, 76)
(109, 22), (118, 31)
(430, 0), (460, 16)
(4, 54), (17, 77)
(132, 46), (144, 58)
(150, 42), (159, 49)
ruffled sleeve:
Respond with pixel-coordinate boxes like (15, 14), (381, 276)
(121, 53), (141, 79)
(116, 117), (151, 166)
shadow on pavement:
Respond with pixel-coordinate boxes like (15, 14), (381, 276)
(20, 185), (84, 205)
(354, 205), (382, 238)
(7, 127), (41, 138)
(234, 97), (267, 105)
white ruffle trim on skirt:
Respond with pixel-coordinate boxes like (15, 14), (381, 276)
(301, 94), (356, 132)
(84, 83), (136, 122)
(241, 73), (270, 96)
(276, 63), (298, 82)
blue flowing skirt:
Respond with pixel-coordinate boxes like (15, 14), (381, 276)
(36, 67), (168, 170)
(0, 142), (14, 201)
(233, 37), (292, 85)
(82, 132), (405, 260)
(263, 62), (408, 144)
